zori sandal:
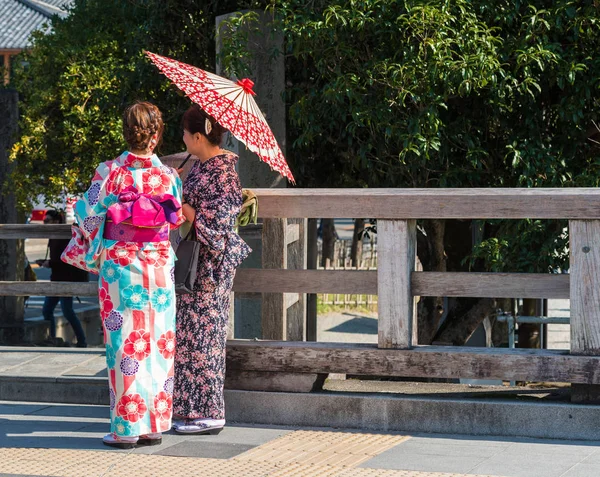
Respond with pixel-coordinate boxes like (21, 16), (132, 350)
(138, 432), (163, 446)
(102, 433), (138, 449)
(173, 418), (225, 435)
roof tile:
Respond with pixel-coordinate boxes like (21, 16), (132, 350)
(0, 0), (73, 50)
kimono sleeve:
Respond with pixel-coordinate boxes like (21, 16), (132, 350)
(193, 169), (242, 254)
(73, 161), (114, 273)
(170, 172), (186, 230)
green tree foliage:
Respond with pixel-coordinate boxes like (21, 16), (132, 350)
(221, 0), (600, 342)
(9, 0), (240, 210)
(224, 1), (598, 194)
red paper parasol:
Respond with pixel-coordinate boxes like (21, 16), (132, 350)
(145, 51), (294, 183)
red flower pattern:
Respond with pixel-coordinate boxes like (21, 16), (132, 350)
(99, 282), (113, 319)
(157, 331), (176, 359)
(140, 248), (169, 267)
(153, 391), (172, 420)
(142, 167), (171, 195)
(65, 245), (84, 261)
(117, 393), (147, 422)
(106, 169), (135, 195)
(106, 245), (137, 267)
(123, 329), (151, 361)
(123, 155), (153, 169)
(145, 52), (294, 182)
(77, 151), (184, 433)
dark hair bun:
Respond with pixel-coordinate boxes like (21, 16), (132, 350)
(181, 104), (226, 146)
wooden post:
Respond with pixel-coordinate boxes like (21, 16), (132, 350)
(237, 217), (320, 393)
(262, 218), (287, 339)
(306, 218), (318, 341)
(2, 53), (8, 86)
(286, 218), (306, 341)
(569, 220), (600, 402)
(2, 51), (18, 86)
(378, 219), (417, 349)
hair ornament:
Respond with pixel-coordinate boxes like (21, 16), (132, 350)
(205, 118), (213, 135)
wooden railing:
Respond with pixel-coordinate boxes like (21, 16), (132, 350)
(2, 188), (600, 391)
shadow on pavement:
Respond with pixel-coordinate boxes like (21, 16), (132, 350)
(326, 316), (378, 334)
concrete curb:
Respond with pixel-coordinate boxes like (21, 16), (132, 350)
(0, 346), (104, 354)
(225, 390), (600, 441)
(0, 375), (107, 405)
(2, 372), (600, 440)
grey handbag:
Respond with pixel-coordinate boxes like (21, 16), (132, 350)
(174, 225), (200, 295)
(174, 154), (200, 295)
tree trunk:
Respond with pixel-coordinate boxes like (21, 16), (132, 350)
(432, 297), (496, 345)
(416, 219), (447, 344)
(306, 218), (318, 341)
(518, 299), (541, 349)
(350, 218), (365, 268)
(320, 219), (336, 268)
(0, 90), (25, 343)
(417, 219), (499, 346)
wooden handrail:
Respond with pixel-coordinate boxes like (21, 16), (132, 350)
(256, 188), (600, 219)
(1, 189), (600, 234)
(0, 271), (570, 299)
(0, 224), (71, 239)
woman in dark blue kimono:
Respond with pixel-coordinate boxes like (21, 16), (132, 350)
(173, 105), (251, 434)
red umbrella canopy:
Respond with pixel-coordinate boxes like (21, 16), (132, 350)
(145, 51), (294, 183)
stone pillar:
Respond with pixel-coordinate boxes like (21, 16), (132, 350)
(216, 11), (286, 189)
(216, 11), (287, 339)
(0, 90), (25, 342)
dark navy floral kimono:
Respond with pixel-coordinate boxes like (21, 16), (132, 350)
(174, 152), (251, 420)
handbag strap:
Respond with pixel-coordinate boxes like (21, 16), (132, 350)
(177, 154), (198, 240)
(184, 224), (196, 241)
(178, 153), (192, 169)
(179, 153), (194, 241)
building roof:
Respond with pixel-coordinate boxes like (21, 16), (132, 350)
(0, 0), (73, 50)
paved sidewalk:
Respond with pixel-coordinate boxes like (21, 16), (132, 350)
(2, 401), (600, 477)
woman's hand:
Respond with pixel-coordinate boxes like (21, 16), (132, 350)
(182, 203), (196, 222)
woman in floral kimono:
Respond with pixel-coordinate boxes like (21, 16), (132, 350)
(172, 104), (251, 434)
(69, 102), (185, 448)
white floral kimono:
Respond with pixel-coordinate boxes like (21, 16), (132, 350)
(72, 151), (184, 436)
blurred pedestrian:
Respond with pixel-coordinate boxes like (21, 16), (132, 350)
(41, 210), (88, 348)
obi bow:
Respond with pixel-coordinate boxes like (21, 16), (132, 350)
(107, 186), (181, 227)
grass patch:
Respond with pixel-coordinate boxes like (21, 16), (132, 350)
(317, 294), (378, 315)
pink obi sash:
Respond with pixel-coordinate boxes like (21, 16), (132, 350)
(103, 186), (181, 243)
(104, 220), (169, 242)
